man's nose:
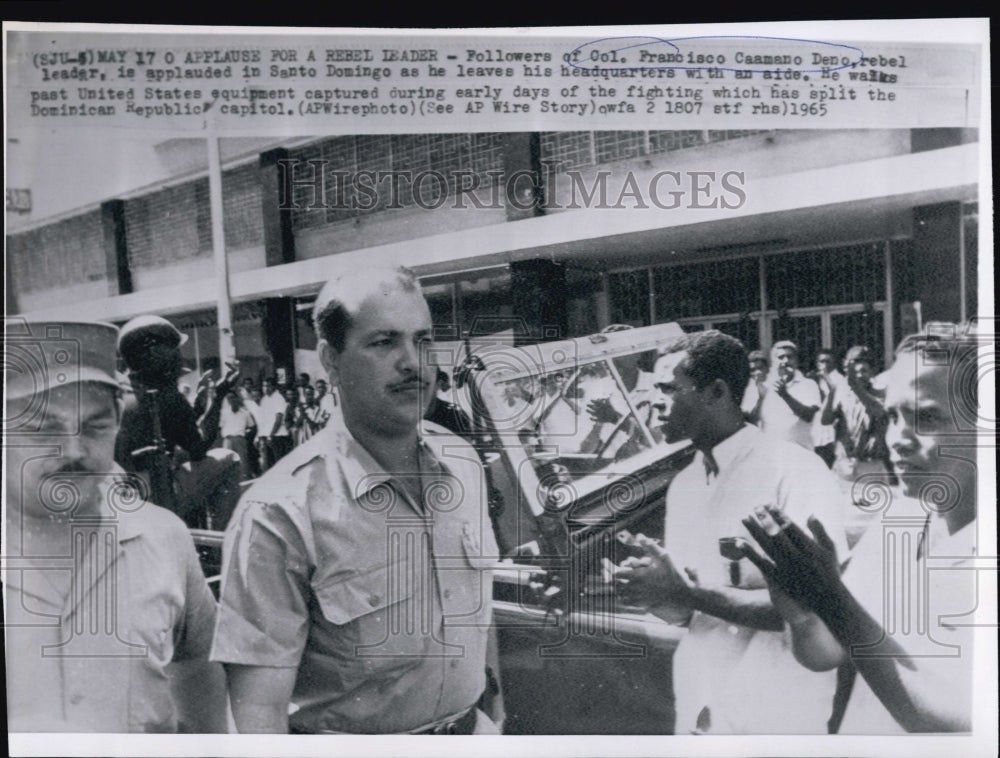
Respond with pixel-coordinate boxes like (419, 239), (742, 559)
(397, 340), (421, 373)
(60, 433), (90, 465)
(886, 416), (915, 453)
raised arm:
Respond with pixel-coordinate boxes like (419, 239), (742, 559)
(742, 507), (972, 732)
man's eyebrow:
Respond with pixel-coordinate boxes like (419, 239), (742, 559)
(78, 405), (116, 424)
(363, 328), (433, 340)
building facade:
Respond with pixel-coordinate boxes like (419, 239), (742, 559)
(6, 128), (979, 383)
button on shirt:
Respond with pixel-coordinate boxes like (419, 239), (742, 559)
(760, 371), (822, 450)
(838, 503), (976, 733)
(4, 486), (218, 732)
(663, 424), (849, 734)
(210, 418), (498, 734)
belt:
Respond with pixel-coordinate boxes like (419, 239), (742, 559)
(300, 706), (479, 735)
(413, 707), (478, 735)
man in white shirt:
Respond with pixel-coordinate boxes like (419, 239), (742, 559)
(740, 349), (769, 424)
(759, 340), (822, 451)
(315, 377), (337, 428)
(256, 377), (289, 471)
(616, 330), (848, 734)
(219, 391), (256, 485)
(741, 323), (982, 733)
(811, 349), (843, 467)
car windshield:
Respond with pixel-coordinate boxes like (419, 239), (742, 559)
(472, 329), (687, 515)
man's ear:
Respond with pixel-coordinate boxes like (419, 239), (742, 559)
(707, 377), (732, 406)
(318, 339), (340, 388)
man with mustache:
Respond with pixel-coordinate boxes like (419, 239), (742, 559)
(211, 266), (500, 734)
(3, 320), (226, 733)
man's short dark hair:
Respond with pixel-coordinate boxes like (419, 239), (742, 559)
(313, 266), (421, 352)
(664, 330), (751, 402)
(895, 322), (981, 406)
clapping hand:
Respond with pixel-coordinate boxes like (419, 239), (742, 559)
(738, 506), (844, 617)
(216, 361), (240, 397)
(587, 397), (622, 425)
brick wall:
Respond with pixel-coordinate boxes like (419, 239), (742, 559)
(222, 163), (264, 250)
(541, 130), (769, 170)
(7, 210), (105, 293)
(288, 133), (505, 231)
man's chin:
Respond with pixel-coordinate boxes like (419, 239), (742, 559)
(661, 426), (684, 444)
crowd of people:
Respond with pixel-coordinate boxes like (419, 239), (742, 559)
(741, 339), (894, 545)
(211, 372), (338, 479)
(4, 267), (985, 738)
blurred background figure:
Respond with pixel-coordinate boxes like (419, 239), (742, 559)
(295, 372), (312, 404)
(758, 340), (821, 452)
(220, 391), (256, 481)
(741, 349), (769, 424)
(296, 384), (323, 444)
(244, 386), (264, 477)
(255, 377), (288, 472)
(114, 315), (241, 529)
(314, 377), (336, 428)
(820, 344), (891, 545)
(810, 349), (844, 468)
(424, 368), (473, 438)
(283, 387), (301, 450)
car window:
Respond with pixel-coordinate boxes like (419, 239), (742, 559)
(480, 354), (667, 501)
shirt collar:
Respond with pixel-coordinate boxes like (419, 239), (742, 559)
(315, 416), (449, 499)
(100, 469), (149, 543)
(785, 369), (808, 385)
(927, 513), (978, 557)
(698, 422), (759, 475)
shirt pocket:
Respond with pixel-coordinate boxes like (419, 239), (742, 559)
(312, 560), (428, 668)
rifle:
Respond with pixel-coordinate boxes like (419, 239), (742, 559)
(130, 387), (178, 514)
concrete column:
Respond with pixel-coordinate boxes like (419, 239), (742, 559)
(100, 199), (132, 296)
(911, 202), (962, 323)
(502, 133), (544, 221)
(510, 259), (568, 343)
(262, 297), (296, 383)
(259, 148), (296, 266)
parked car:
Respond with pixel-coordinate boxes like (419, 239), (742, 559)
(193, 322), (695, 734)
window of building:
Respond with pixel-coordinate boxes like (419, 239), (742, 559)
(608, 270), (650, 327)
(653, 257), (759, 321)
(765, 243), (886, 310)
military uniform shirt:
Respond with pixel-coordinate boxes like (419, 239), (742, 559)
(210, 418), (498, 734)
(4, 491), (218, 732)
